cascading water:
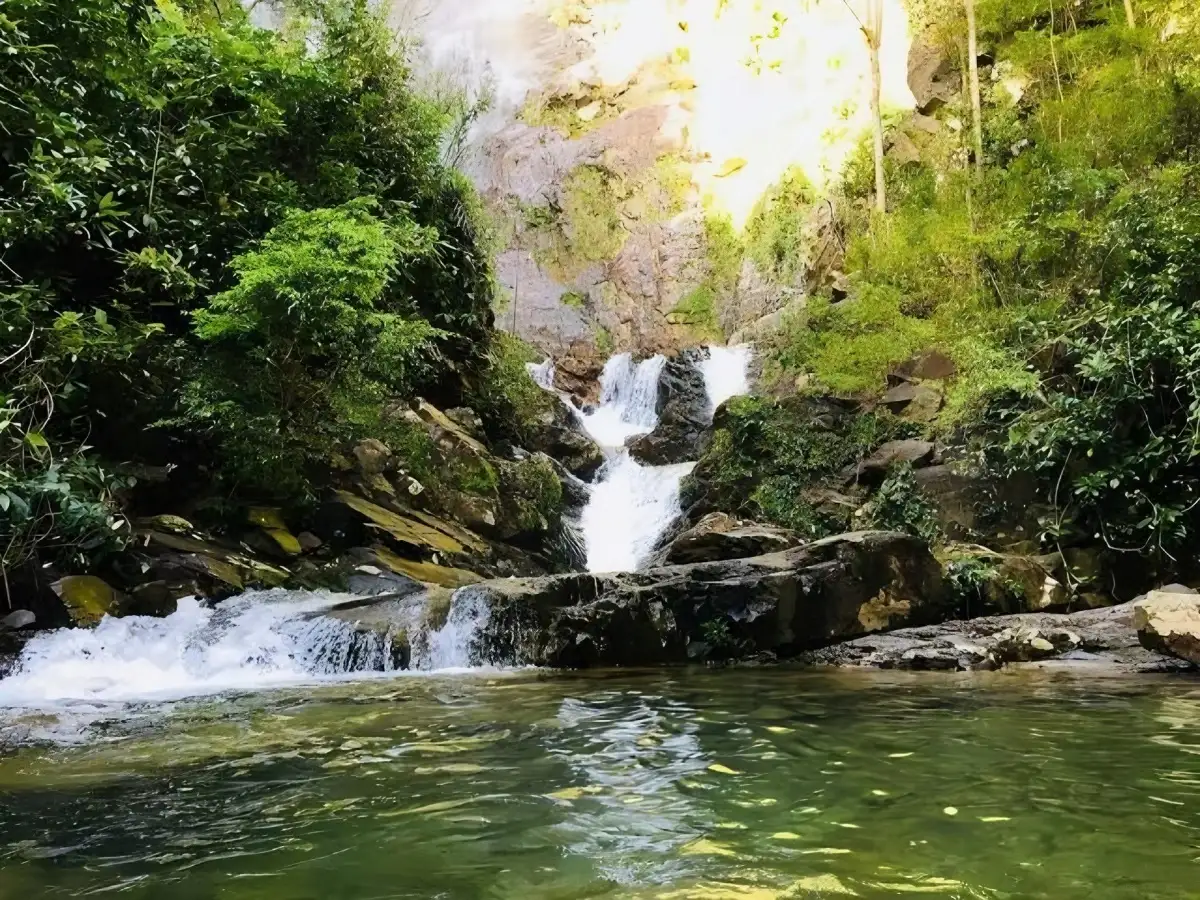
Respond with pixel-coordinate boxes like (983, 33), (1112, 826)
(0, 587), (503, 707)
(538, 346), (753, 574)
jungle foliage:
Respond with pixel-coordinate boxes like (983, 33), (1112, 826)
(0, 0), (496, 574)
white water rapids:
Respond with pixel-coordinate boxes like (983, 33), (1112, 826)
(0, 346), (750, 711)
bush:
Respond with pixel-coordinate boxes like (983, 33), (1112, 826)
(181, 200), (443, 497)
(684, 395), (897, 536)
(866, 465), (942, 544)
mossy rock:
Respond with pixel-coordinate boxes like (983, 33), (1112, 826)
(51, 576), (124, 627)
(371, 546), (483, 589)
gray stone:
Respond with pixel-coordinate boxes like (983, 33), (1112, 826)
(797, 601), (1192, 673)
(908, 36), (962, 113)
(424, 532), (945, 667)
(850, 440), (936, 485)
(626, 350), (710, 465)
(0, 610), (36, 632)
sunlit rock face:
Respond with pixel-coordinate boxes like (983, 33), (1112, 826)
(399, 0), (917, 357)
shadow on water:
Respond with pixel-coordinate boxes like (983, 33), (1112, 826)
(0, 668), (1198, 899)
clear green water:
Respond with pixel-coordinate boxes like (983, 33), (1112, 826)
(0, 669), (1198, 899)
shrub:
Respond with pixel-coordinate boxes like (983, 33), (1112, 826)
(182, 200), (443, 497)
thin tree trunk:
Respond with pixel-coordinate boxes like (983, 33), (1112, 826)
(1123, 0), (1136, 28)
(965, 0), (984, 174)
(865, 0), (886, 213)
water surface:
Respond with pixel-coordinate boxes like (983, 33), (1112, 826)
(0, 669), (1197, 898)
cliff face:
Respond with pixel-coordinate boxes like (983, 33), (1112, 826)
(401, 0), (917, 359)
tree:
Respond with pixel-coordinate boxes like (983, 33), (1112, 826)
(965, 0), (984, 173)
(864, 0), (887, 212)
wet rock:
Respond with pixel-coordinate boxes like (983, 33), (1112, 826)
(50, 575), (124, 627)
(881, 382), (943, 423)
(335, 491), (488, 557)
(798, 601), (1191, 673)
(527, 401), (604, 479)
(913, 465), (979, 537)
(1134, 589), (1200, 665)
(352, 439), (392, 476)
(649, 512), (802, 566)
(627, 350), (710, 465)
(297, 531), (324, 553)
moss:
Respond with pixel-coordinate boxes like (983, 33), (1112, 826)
(594, 325), (615, 354)
(501, 454), (564, 533)
(743, 165), (816, 285)
(560, 290), (587, 309)
(668, 283), (723, 342)
(468, 332), (557, 447)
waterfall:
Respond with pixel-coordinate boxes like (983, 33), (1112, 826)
(700, 344), (753, 414)
(556, 346), (752, 574)
(578, 353), (667, 449)
(414, 587), (495, 671)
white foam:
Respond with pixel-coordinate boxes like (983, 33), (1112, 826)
(578, 353), (667, 449)
(0, 593), (400, 707)
(700, 344), (753, 414)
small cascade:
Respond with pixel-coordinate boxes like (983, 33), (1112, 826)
(578, 353), (667, 449)
(522, 345), (754, 574)
(0, 592), (401, 706)
(413, 587), (495, 671)
(0, 585), (514, 706)
(581, 456), (696, 572)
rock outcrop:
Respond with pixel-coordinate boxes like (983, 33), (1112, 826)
(626, 350), (710, 465)
(338, 531), (950, 667)
(1135, 587), (1200, 665)
(647, 512), (802, 566)
(798, 600), (1194, 674)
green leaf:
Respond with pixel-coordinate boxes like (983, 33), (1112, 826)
(24, 431), (49, 451)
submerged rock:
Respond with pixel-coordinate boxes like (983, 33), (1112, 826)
(1135, 588), (1200, 665)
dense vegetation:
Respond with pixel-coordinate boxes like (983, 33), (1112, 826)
(723, 0), (1200, 576)
(0, 0), (513, 583)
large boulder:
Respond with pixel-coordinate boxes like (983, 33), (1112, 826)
(648, 512), (802, 566)
(626, 349), (710, 465)
(1134, 588), (1200, 665)
(457, 531), (950, 666)
(908, 35), (962, 113)
(50, 575), (124, 627)
(526, 401), (604, 479)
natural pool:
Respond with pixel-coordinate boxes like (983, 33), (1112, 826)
(0, 668), (1197, 899)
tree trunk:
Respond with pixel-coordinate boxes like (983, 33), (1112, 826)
(1123, 0), (1136, 28)
(865, 0), (886, 213)
(965, 0), (984, 174)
